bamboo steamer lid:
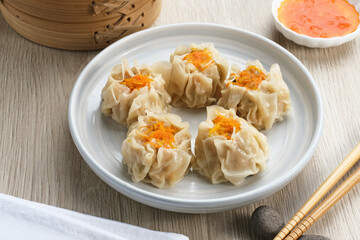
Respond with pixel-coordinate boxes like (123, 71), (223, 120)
(0, 0), (162, 50)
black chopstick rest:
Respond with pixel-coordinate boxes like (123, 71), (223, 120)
(250, 205), (330, 240)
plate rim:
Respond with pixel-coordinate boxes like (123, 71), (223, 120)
(68, 23), (324, 213)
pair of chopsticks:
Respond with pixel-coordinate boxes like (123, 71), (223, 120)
(274, 142), (360, 240)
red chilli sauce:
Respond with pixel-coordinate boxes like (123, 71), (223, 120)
(278, 0), (360, 38)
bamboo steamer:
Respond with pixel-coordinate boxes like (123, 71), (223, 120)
(0, 0), (162, 50)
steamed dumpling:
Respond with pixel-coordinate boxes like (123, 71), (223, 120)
(101, 59), (171, 127)
(167, 43), (229, 108)
(193, 106), (269, 185)
(217, 60), (291, 130)
(121, 112), (194, 188)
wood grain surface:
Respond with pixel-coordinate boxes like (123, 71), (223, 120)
(1, 1), (359, 239)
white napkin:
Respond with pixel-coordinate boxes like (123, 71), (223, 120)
(0, 193), (188, 240)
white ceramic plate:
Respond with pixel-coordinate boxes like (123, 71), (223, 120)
(69, 23), (323, 213)
(272, 0), (360, 48)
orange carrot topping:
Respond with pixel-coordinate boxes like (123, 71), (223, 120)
(119, 74), (153, 92)
(208, 115), (241, 140)
(227, 65), (266, 90)
(139, 118), (179, 149)
(183, 48), (215, 71)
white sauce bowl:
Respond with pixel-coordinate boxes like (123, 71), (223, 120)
(272, 0), (360, 48)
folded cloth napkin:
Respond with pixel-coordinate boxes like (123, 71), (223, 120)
(0, 193), (189, 240)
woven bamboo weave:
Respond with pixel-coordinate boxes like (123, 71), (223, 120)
(0, 0), (162, 50)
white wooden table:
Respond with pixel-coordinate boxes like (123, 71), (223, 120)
(1, 1), (359, 239)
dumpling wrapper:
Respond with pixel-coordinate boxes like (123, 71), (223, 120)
(193, 106), (269, 185)
(101, 59), (171, 127)
(217, 60), (291, 130)
(122, 112), (194, 188)
(150, 61), (172, 90)
(167, 43), (229, 108)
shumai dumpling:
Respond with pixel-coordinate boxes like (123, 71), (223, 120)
(193, 106), (269, 185)
(121, 112), (194, 188)
(167, 43), (229, 108)
(217, 60), (291, 130)
(101, 59), (171, 127)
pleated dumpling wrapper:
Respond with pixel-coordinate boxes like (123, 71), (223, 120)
(167, 43), (229, 108)
(193, 106), (269, 185)
(101, 59), (171, 127)
(217, 60), (291, 130)
(122, 112), (194, 188)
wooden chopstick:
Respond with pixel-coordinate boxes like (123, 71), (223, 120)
(274, 142), (360, 240)
(284, 166), (360, 240)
